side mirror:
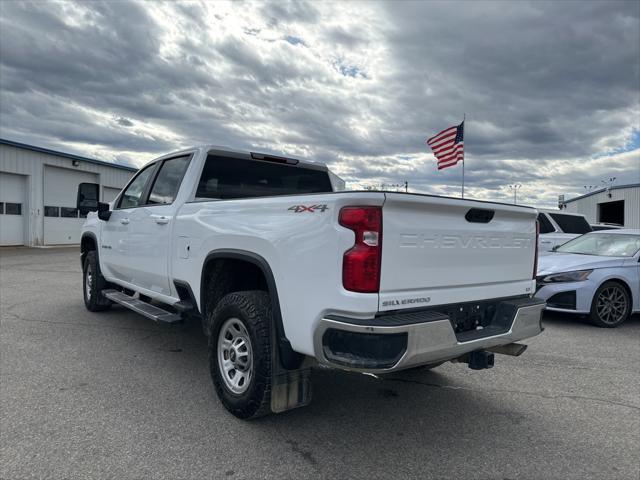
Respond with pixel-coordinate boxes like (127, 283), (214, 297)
(552, 245), (559, 251)
(77, 182), (112, 221)
(77, 183), (99, 214)
(97, 202), (112, 221)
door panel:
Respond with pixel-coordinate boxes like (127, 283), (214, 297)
(127, 156), (190, 296)
(128, 205), (175, 295)
(100, 163), (157, 283)
(100, 209), (132, 281)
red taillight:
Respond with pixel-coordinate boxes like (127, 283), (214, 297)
(339, 206), (382, 293)
(533, 220), (539, 279)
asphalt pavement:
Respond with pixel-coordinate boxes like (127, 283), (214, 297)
(1, 247), (639, 480)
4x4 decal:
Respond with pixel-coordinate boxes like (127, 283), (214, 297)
(288, 204), (329, 213)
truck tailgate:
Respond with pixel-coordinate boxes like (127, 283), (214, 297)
(379, 193), (537, 311)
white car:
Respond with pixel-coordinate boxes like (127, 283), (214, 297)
(536, 229), (640, 327)
(537, 209), (592, 252)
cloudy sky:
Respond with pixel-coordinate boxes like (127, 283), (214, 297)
(1, 0), (638, 206)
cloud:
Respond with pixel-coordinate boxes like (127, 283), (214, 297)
(115, 117), (134, 127)
(0, 0), (638, 207)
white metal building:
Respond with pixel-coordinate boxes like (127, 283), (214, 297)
(0, 139), (136, 246)
(560, 183), (640, 228)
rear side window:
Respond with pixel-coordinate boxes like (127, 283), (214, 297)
(195, 155), (333, 200)
(549, 213), (592, 234)
(148, 156), (191, 205)
(537, 213), (555, 234)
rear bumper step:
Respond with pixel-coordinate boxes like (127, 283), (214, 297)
(314, 297), (545, 372)
(103, 289), (182, 324)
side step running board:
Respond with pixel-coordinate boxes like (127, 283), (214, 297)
(103, 289), (182, 324)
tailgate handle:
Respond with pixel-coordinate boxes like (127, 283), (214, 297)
(465, 208), (494, 223)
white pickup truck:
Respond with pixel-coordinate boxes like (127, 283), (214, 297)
(77, 145), (545, 419)
(537, 209), (592, 252)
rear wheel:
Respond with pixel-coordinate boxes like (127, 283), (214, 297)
(588, 281), (631, 328)
(208, 291), (273, 419)
(82, 251), (111, 312)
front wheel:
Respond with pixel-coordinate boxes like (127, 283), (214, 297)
(208, 291), (273, 419)
(83, 251), (111, 312)
(588, 281), (631, 328)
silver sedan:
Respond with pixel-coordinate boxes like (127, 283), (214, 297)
(536, 229), (640, 327)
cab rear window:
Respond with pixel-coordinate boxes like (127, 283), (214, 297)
(195, 155), (333, 200)
(549, 213), (592, 234)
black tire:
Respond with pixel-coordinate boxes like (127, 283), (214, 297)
(208, 291), (273, 419)
(82, 251), (112, 312)
(588, 281), (631, 328)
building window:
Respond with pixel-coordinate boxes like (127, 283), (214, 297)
(0, 202), (4, 214)
(598, 200), (625, 226)
(60, 207), (79, 218)
(5, 203), (22, 215)
(45, 206), (60, 217)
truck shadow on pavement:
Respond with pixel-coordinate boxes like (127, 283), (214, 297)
(102, 307), (566, 474)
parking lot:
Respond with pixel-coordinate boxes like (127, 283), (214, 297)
(1, 247), (638, 480)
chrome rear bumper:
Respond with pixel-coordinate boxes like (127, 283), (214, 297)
(313, 297), (545, 373)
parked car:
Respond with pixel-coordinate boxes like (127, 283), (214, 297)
(590, 223), (623, 231)
(537, 209), (592, 252)
(76, 145), (544, 419)
(536, 229), (640, 327)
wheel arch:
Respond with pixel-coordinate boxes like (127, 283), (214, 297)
(201, 249), (304, 369)
(80, 232), (99, 268)
(597, 277), (634, 307)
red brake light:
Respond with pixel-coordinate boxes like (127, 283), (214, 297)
(339, 207), (382, 293)
(533, 220), (539, 279)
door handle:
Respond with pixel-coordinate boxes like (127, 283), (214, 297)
(151, 215), (170, 225)
(120, 218), (130, 225)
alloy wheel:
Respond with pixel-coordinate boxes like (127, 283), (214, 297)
(217, 317), (253, 394)
(596, 286), (627, 325)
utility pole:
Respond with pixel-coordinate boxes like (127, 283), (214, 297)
(509, 184), (522, 204)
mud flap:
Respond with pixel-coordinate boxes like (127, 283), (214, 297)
(271, 367), (312, 413)
(270, 336), (313, 413)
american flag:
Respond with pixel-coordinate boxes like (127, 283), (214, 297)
(426, 121), (464, 170)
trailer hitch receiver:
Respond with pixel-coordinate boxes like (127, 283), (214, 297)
(467, 350), (495, 370)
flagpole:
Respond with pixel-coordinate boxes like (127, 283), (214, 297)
(462, 113), (465, 198)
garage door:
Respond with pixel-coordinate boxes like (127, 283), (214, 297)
(0, 172), (27, 246)
(44, 166), (98, 245)
(103, 186), (121, 204)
